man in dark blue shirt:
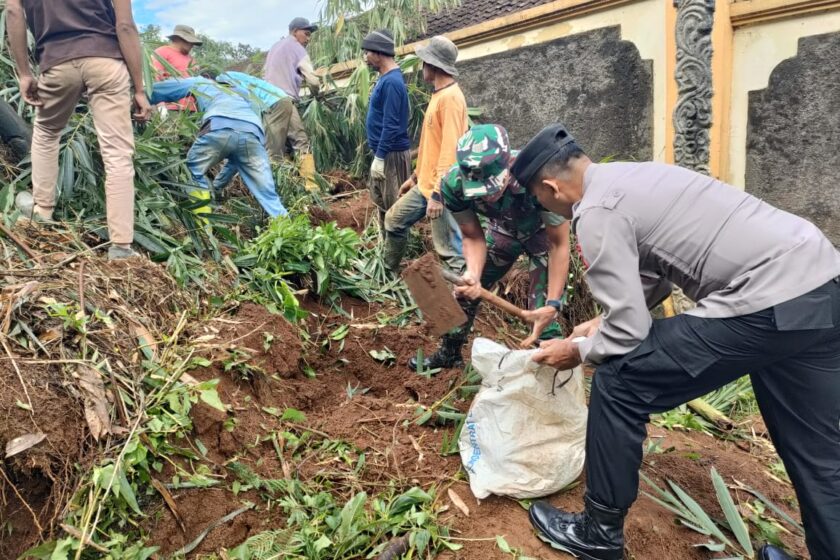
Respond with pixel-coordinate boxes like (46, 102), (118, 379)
(363, 29), (411, 232)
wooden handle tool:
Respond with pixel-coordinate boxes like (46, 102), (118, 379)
(440, 268), (529, 321)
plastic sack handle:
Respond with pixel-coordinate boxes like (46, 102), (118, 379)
(497, 350), (573, 396)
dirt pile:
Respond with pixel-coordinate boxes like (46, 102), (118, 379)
(310, 189), (377, 233)
(402, 253), (467, 335)
(2, 193), (810, 560)
(145, 284), (808, 559)
(0, 227), (197, 558)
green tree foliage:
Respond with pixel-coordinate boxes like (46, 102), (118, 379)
(309, 0), (462, 66)
(140, 24), (263, 74)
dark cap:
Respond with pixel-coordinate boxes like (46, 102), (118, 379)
(289, 17), (318, 33)
(511, 123), (578, 188)
(362, 29), (395, 56)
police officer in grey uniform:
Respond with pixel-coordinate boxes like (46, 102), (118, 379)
(510, 123), (840, 560)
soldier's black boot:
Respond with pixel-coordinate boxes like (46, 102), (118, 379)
(407, 332), (466, 371)
(529, 495), (625, 560)
(758, 545), (794, 560)
(408, 298), (478, 371)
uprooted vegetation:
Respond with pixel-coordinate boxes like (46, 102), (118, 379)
(0, 186), (810, 560)
(0, 8), (811, 560)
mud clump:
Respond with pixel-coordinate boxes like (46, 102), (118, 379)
(402, 253), (467, 336)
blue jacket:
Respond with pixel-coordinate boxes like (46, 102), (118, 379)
(217, 71), (288, 112)
(366, 68), (410, 159)
(151, 77), (264, 134)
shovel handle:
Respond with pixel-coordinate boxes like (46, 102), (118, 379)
(478, 288), (530, 321)
(440, 268), (529, 321)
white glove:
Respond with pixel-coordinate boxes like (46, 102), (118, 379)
(370, 157), (386, 180)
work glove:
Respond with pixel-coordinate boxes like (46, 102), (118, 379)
(370, 157), (386, 180)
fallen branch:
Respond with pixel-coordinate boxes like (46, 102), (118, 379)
(2, 336), (33, 411)
(151, 478), (186, 533)
(687, 398), (735, 431)
(60, 524), (109, 554)
(173, 504), (254, 556)
(272, 432), (292, 480)
(0, 222), (43, 265)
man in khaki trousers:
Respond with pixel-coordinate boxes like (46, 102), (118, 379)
(6, 0), (151, 260)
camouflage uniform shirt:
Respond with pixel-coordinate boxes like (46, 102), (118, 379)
(440, 154), (566, 240)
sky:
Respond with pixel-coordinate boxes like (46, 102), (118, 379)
(133, 0), (321, 50)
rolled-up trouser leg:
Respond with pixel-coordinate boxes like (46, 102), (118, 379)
(383, 185), (427, 273)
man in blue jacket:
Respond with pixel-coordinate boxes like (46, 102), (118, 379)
(151, 75), (287, 218)
(218, 70), (299, 166)
(363, 29), (411, 231)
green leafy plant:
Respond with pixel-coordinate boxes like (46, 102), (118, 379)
(225, 463), (461, 559)
(236, 214), (361, 306)
(495, 535), (538, 559)
(641, 468), (756, 558)
(310, 0), (462, 66)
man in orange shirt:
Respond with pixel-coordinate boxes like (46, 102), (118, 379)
(383, 35), (466, 278)
(152, 24), (201, 111)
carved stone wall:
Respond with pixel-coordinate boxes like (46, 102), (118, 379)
(456, 26), (653, 160)
(673, 0), (714, 174)
(746, 32), (840, 246)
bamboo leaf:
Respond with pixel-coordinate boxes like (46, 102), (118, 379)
(668, 479), (733, 548)
(118, 465), (142, 515)
(712, 468), (754, 556)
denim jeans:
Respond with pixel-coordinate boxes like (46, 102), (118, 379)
(187, 128), (287, 217)
(383, 185), (464, 273)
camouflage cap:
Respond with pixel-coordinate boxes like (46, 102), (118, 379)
(456, 124), (512, 199)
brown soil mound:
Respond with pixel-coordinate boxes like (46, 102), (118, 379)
(323, 169), (366, 195)
(0, 228), (197, 558)
(3, 206), (808, 560)
(307, 189), (378, 234)
(145, 291), (808, 559)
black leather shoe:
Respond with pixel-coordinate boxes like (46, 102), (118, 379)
(529, 496), (625, 560)
(759, 544), (794, 560)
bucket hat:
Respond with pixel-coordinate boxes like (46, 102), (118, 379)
(168, 24), (202, 45)
(415, 35), (458, 77)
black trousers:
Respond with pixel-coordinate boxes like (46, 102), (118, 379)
(586, 277), (840, 560)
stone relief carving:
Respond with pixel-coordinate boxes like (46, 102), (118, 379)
(673, 0), (714, 174)
(456, 27), (653, 161)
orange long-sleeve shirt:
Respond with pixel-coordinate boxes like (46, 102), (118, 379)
(416, 83), (468, 199)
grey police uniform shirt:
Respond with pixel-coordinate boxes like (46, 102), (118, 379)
(575, 162), (840, 365)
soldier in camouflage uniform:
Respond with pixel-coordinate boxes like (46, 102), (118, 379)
(408, 124), (571, 370)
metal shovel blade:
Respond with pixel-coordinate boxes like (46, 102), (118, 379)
(402, 253), (467, 336)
